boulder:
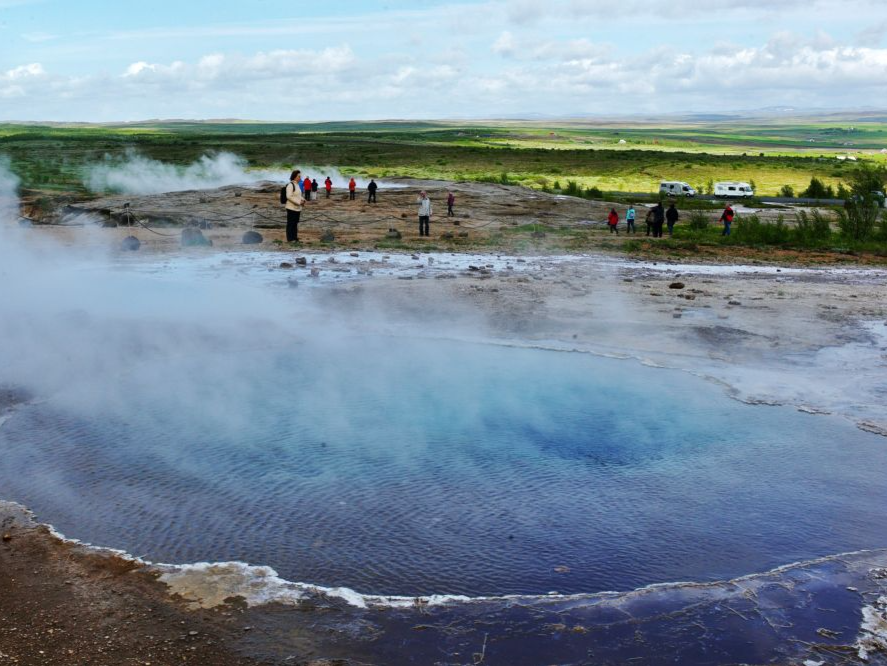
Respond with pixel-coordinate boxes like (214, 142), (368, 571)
(242, 231), (263, 245)
(320, 230), (335, 243)
(295, 257), (308, 266)
(181, 227), (212, 247)
(669, 282), (686, 290)
(120, 235), (141, 251)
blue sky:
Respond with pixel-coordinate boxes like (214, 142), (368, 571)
(1, 0), (886, 121)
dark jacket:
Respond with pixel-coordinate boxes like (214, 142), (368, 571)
(652, 204), (665, 224)
(666, 206), (679, 224)
(367, 181), (378, 193)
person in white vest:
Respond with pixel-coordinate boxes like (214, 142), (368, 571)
(416, 191), (433, 237)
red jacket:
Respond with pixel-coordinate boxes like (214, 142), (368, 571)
(325, 178), (332, 191)
(348, 179), (356, 191)
(608, 211), (619, 226)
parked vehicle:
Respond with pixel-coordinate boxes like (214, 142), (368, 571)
(659, 181), (697, 197)
(715, 181), (755, 198)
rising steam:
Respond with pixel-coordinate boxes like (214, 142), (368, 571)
(84, 150), (402, 195)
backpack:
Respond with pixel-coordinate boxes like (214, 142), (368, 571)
(280, 183), (290, 205)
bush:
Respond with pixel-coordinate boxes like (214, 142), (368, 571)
(585, 186), (603, 198)
(778, 185), (795, 198)
(732, 214), (791, 245)
(801, 176), (835, 199)
(704, 178), (714, 195)
(687, 211), (710, 231)
(564, 180), (583, 197)
(794, 210), (833, 245)
(836, 200), (880, 241)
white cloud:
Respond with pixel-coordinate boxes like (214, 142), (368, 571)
(492, 31), (517, 57)
(857, 20), (887, 47)
(1, 27), (887, 121)
(21, 31), (57, 43)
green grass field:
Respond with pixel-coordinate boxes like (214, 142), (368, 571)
(2, 118), (886, 197)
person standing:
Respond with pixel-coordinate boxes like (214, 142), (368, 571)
(284, 170), (305, 243)
(417, 191), (432, 236)
(367, 179), (378, 203)
(666, 203), (679, 236)
(645, 207), (655, 236)
(447, 190), (455, 217)
(324, 176), (332, 198)
(302, 174), (310, 200)
(349, 177), (357, 200)
(626, 204), (636, 234)
(607, 208), (619, 234)
(651, 202), (665, 238)
(311, 179), (319, 198)
(720, 204), (735, 236)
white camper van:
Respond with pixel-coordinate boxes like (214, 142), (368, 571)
(659, 181), (697, 197)
(715, 181), (755, 198)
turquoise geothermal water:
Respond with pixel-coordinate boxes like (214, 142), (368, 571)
(1, 338), (886, 597)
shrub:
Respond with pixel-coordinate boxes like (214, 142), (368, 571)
(794, 210), (833, 245)
(704, 178), (714, 195)
(585, 186), (603, 198)
(778, 185), (795, 198)
(687, 211), (710, 231)
(732, 214), (791, 245)
(564, 180), (583, 197)
(801, 176), (835, 199)
(836, 199), (880, 241)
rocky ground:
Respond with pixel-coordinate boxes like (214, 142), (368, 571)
(53, 178), (799, 253)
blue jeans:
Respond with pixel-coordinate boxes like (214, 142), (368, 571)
(722, 223), (731, 236)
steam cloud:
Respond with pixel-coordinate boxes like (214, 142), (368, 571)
(84, 151), (403, 195)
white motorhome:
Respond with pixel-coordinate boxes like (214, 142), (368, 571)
(715, 181), (755, 198)
(659, 181), (697, 197)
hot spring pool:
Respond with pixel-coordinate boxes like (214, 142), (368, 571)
(2, 338), (886, 597)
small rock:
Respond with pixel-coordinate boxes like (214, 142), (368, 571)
(295, 257), (308, 266)
(279, 262), (294, 269)
(728, 300), (741, 306)
(553, 566), (571, 574)
(411, 254), (420, 260)
(320, 230), (335, 242)
(673, 312), (683, 318)
(234, 192), (242, 197)
(623, 278), (634, 283)
(181, 227), (212, 247)
(2, 532), (11, 542)
(350, 252), (359, 257)
(120, 236), (141, 251)
(458, 231), (469, 238)
(669, 282), (685, 289)
(386, 229), (402, 239)
(310, 268), (320, 278)
(242, 231), (263, 244)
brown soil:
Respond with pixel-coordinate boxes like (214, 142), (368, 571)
(0, 509), (257, 666)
